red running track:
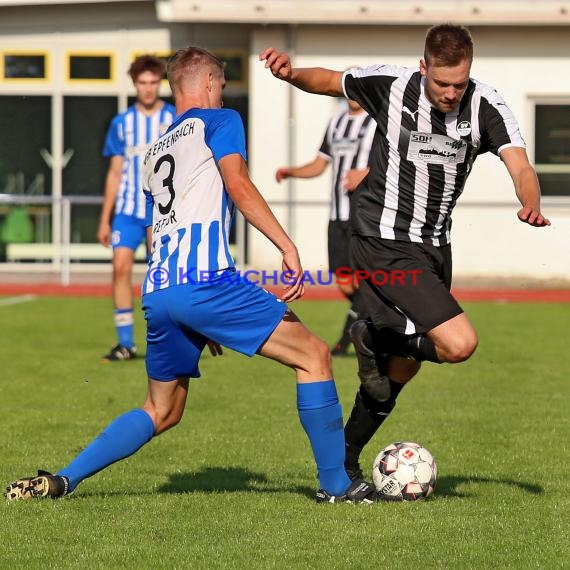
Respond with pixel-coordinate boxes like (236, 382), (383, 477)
(1, 283), (570, 302)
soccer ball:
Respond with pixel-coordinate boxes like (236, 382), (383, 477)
(372, 441), (437, 501)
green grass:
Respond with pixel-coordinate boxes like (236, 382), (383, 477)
(0, 296), (568, 569)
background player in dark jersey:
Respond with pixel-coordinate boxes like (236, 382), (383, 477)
(261, 24), (550, 480)
(275, 99), (375, 356)
(97, 56), (176, 362)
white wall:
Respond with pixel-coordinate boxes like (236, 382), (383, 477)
(250, 25), (570, 282)
(1, 9), (568, 281)
(0, 2), (174, 96)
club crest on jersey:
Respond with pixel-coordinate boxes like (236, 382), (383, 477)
(457, 121), (472, 137)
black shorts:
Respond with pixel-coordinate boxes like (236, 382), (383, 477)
(351, 235), (463, 334)
(328, 220), (352, 272)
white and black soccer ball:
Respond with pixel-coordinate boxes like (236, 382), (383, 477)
(372, 441), (437, 501)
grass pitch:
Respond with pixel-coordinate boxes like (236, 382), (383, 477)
(0, 296), (568, 569)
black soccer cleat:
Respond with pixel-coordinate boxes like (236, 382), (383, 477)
(316, 478), (378, 504)
(5, 470), (69, 501)
(345, 466), (365, 482)
(350, 320), (380, 378)
(102, 344), (137, 362)
(350, 320), (392, 401)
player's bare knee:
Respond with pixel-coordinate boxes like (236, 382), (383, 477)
(317, 336), (333, 368)
(155, 414), (183, 435)
(153, 412), (184, 435)
(113, 261), (131, 281)
(143, 403), (184, 435)
(442, 333), (478, 363)
(303, 335), (332, 377)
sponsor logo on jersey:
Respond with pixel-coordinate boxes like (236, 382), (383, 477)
(331, 139), (360, 153)
(407, 132), (468, 165)
(457, 120), (472, 136)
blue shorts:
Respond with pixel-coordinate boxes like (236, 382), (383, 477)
(111, 214), (146, 251)
(142, 275), (288, 381)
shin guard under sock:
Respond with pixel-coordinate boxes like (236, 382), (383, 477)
(57, 409), (155, 492)
(297, 380), (351, 496)
(344, 380), (406, 472)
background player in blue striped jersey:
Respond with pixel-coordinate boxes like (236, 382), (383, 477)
(97, 55), (176, 362)
(6, 47), (377, 504)
(261, 24), (551, 482)
(275, 99), (375, 356)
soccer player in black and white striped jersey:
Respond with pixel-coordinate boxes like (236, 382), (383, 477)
(261, 24), (550, 481)
(275, 99), (375, 356)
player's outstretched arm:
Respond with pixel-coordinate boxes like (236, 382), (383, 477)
(259, 47), (344, 97)
(501, 147), (551, 227)
(97, 155), (123, 246)
(219, 153), (304, 302)
(275, 156), (329, 182)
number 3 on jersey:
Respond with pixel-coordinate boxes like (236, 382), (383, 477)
(154, 154), (175, 215)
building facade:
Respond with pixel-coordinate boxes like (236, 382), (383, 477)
(1, 0), (569, 282)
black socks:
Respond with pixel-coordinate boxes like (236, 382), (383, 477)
(377, 328), (441, 363)
(344, 381), (406, 473)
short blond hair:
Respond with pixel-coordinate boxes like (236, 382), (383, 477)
(167, 46), (224, 91)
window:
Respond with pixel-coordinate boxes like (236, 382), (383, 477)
(3, 53), (47, 80)
(534, 103), (570, 197)
(130, 50), (248, 87)
(67, 53), (113, 81)
(0, 95), (52, 195)
(215, 50), (247, 87)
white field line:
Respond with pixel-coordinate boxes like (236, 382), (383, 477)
(0, 294), (38, 306)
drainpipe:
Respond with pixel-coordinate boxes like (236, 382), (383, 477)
(286, 24), (297, 238)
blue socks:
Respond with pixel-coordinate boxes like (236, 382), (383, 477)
(57, 385), (350, 495)
(114, 308), (135, 349)
(57, 409), (155, 492)
(297, 380), (351, 496)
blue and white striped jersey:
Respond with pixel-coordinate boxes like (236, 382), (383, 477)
(103, 102), (176, 220)
(141, 107), (245, 294)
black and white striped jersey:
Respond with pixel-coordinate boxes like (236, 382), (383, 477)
(318, 107), (376, 222)
(343, 64), (525, 246)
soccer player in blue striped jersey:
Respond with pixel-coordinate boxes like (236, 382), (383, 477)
(98, 55), (176, 362)
(5, 47), (377, 504)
